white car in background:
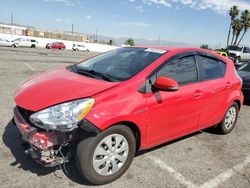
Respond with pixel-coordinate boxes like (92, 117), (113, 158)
(0, 37), (14, 47)
(72, 44), (89, 52)
(227, 45), (250, 64)
(12, 38), (38, 48)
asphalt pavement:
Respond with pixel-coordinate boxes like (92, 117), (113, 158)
(0, 47), (249, 188)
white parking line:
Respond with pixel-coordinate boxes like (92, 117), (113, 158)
(23, 61), (36, 72)
(147, 155), (197, 188)
(148, 155), (250, 188)
(200, 155), (250, 188)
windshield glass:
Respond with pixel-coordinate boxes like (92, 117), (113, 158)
(75, 47), (166, 81)
(238, 63), (250, 72)
(227, 46), (243, 51)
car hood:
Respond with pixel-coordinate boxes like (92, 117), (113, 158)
(15, 67), (119, 111)
(228, 50), (241, 55)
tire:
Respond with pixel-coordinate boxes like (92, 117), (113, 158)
(235, 56), (241, 65)
(14, 43), (18, 48)
(76, 125), (136, 185)
(217, 102), (239, 134)
(31, 44), (36, 48)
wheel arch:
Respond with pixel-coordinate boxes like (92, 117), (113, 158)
(109, 121), (141, 151)
(234, 99), (241, 110)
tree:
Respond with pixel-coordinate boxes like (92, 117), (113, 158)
(231, 19), (242, 45)
(231, 19), (243, 45)
(238, 10), (250, 45)
(200, 44), (209, 49)
(124, 38), (135, 46)
(227, 6), (239, 46)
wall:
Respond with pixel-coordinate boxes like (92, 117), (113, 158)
(0, 33), (119, 52)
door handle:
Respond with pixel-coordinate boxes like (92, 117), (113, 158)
(193, 90), (203, 98)
(225, 82), (232, 89)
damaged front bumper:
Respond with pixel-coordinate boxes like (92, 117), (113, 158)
(13, 106), (99, 167)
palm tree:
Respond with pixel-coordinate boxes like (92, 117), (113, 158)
(227, 6), (239, 46)
(231, 19), (242, 45)
(238, 10), (250, 45)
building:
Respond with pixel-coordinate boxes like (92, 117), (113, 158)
(0, 24), (26, 35)
(26, 29), (88, 42)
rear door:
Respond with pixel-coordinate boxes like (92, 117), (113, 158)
(196, 53), (229, 129)
(145, 52), (204, 146)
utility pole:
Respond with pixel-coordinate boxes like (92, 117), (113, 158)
(95, 25), (98, 42)
(158, 35), (161, 46)
(11, 12), (13, 25)
(72, 23), (74, 35)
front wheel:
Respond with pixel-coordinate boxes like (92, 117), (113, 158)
(217, 102), (239, 134)
(235, 56), (241, 65)
(76, 125), (136, 185)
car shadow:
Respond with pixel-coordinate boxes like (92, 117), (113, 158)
(2, 119), (218, 185)
(136, 131), (202, 157)
(243, 99), (250, 106)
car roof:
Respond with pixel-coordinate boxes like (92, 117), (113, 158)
(132, 46), (214, 53)
(130, 46), (229, 62)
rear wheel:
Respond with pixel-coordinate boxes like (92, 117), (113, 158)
(217, 102), (239, 134)
(76, 125), (136, 185)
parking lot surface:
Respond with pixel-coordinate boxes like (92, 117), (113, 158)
(0, 47), (249, 188)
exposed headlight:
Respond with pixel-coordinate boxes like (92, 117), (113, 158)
(30, 98), (95, 131)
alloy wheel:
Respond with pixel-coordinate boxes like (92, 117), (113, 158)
(224, 106), (237, 130)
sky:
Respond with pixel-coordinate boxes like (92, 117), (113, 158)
(0, 0), (250, 47)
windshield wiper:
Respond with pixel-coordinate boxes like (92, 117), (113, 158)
(74, 66), (115, 82)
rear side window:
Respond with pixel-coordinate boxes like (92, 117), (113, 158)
(152, 55), (198, 85)
(198, 55), (226, 80)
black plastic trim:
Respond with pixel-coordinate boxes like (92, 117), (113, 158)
(79, 119), (101, 134)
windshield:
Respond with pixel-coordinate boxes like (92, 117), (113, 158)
(238, 63), (250, 72)
(75, 47), (166, 81)
(227, 45), (243, 52)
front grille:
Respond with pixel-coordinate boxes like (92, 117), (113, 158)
(17, 106), (34, 124)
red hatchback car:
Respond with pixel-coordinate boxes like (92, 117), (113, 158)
(13, 47), (243, 184)
(46, 42), (65, 49)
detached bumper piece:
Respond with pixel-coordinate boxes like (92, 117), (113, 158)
(13, 106), (77, 167)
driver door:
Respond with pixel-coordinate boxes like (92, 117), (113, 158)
(145, 53), (203, 147)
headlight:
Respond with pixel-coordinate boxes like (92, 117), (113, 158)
(30, 98), (95, 131)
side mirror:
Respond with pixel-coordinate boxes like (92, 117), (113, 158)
(154, 76), (179, 91)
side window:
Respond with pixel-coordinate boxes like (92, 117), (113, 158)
(199, 55), (224, 80)
(219, 61), (226, 76)
(243, 47), (250, 53)
(150, 55), (198, 85)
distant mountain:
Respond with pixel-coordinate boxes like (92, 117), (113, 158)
(94, 35), (199, 47)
